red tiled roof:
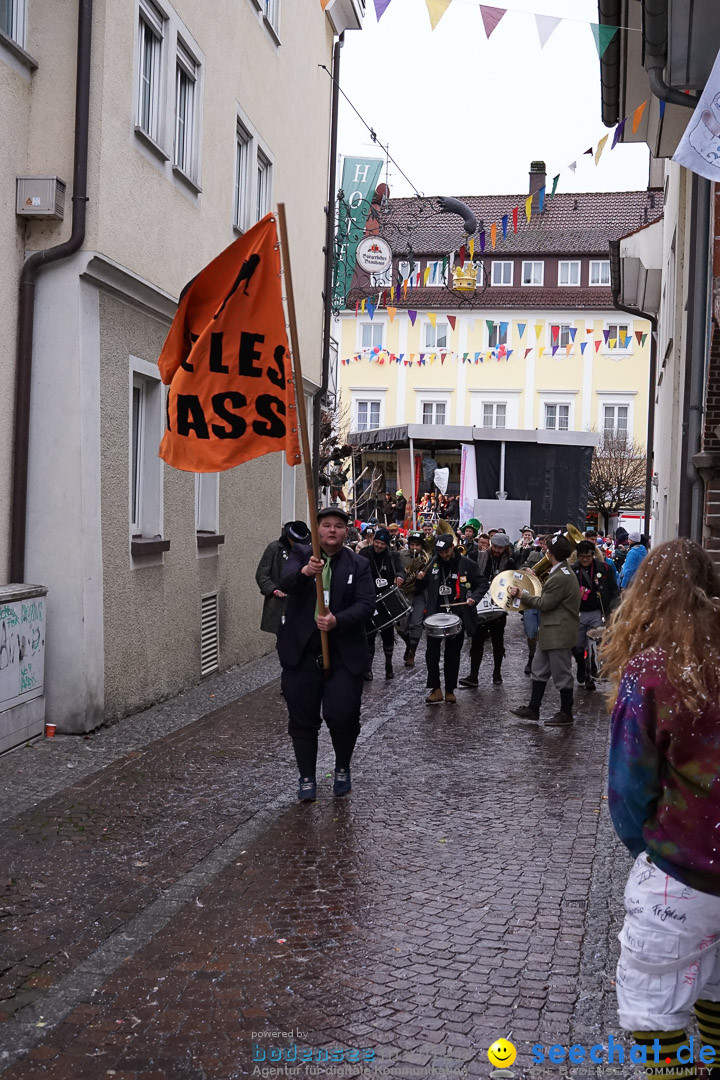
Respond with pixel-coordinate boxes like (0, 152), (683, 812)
(347, 286), (619, 311)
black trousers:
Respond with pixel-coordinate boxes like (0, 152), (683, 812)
(367, 625), (395, 664)
(282, 653), (364, 775)
(426, 629), (465, 691)
(469, 613), (507, 674)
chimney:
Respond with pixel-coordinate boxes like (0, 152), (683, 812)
(529, 160), (546, 197)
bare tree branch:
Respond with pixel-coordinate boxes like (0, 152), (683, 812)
(588, 432), (646, 532)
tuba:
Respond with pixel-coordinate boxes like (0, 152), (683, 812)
(527, 523), (584, 583)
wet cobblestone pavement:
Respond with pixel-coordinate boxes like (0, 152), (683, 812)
(0, 623), (642, 1080)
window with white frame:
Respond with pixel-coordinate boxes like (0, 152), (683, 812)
(370, 267), (393, 288)
(130, 358), (164, 539)
(549, 323), (573, 349)
(137, 0), (165, 143)
(174, 39), (198, 177)
(421, 401), (446, 425)
(256, 148), (272, 221)
(487, 321), (509, 348)
(397, 259), (420, 286)
(423, 320), (449, 349)
(427, 260), (447, 286)
(606, 322), (630, 350)
(603, 404), (629, 444)
(491, 261), (513, 286)
(482, 402), (507, 428)
(360, 321), (384, 351)
(195, 474), (219, 533)
(544, 403), (570, 431)
(356, 400), (381, 431)
(559, 260), (580, 286)
(522, 261), (544, 286)
(1, 0), (26, 44)
(234, 122), (251, 231)
(264, 0), (280, 34)
(589, 259), (611, 286)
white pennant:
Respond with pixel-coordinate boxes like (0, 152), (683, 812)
(535, 14), (561, 47)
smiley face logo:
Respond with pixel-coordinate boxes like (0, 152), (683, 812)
(488, 1038), (517, 1068)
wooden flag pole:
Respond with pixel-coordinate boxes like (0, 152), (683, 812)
(276, 203), (331, 675)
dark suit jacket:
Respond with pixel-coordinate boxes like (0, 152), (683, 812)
(276, 545), (375, 674)
(421, 553), (484, 636)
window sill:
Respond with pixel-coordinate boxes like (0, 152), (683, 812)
(197, 531), (225, 549)
(134, 126), (170, 162)
(263, 16), (281, 45)
(172, 164), (202, 194)
(233, 223), (246, 237)
(0, 28), (38, 71)
(131, 536), (171, 556)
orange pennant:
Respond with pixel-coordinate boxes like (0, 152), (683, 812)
(158, 214), (301, 472)
(490, 223), (497, 250)
(632, 100), (647, 134)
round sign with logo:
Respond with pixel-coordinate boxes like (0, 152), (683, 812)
(356, 236), (392, 274)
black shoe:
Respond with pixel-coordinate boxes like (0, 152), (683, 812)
(511, 705), (540, 721)
(364, 671), (373, 682)
(459, 675), (479, 688)
(545, 712), (574, 727)
(385, 668), (394, 681)
(584, 679), (596, 692)
(524, 660), (532, 676)
(576, 663), (586, 685)
(297, 777), (317, 802)
(492, 670), (503, 685)
(333, 768), (352, 797)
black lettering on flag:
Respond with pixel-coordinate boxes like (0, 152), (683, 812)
(253, 395), (286, 439)
(181, 332), (199, 372)
(211, 392), (247, 439)
(209, 332), (229, 374)
(238, 332), (264, 377)
(177, 395), (210, 439)
(267, 345), (287, 390)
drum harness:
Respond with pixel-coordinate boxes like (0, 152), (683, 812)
(425, 555), (463, 612)
(367, 548), (397, 594)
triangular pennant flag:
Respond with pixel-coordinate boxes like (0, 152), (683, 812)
(512, 207), (518, 233)
(479, 231), (486, 253)
(641, 332), (648, 347)
(568, 161), (577, 173)
(320, 0), (331, 7)
(595, 339), (602, 352)
(499, 321), (508, 337)
(586, 327), (594, 334)
(419, 353), (425, 363)
(428, 312), (437, 328)
(397, 353), (404, 363)
(355, 301), (359, 317)
(619, 330), (627, 347)
(423, 266), (431, 286)
(458, 245), (465, 265)
(569, 327), (577, 342)
(441, 355), (446, 365)
(462, 352), (468, 361)
(524, 348), (532, 359)
(580, 342), (587, 355)
(374, 0), (392, 18)
(506, 349), (512, 360)
(408, 310), (417, 326)
(595, 134), (609, 164)
(490, 222), (497, 249)
(387, 306), (397, 322)
(448, 315), (457, 330)
(361, 298), (366, 312)
(538, 186), (546, 212)
(469, 238), (474, 259)
(603, 329), (611, 344)
(632, 100), (647, 134)
(551, 345), (559, 356)
(538, 347), (545, 357)
(609, 338), (617, 349)
(409, 354), (415, 362)
(442, 255), (448, 277)
(565, 343), (572, 356)
(535, 13), (560, 47)
(550, 174), (560, 198)
(479, 4), (506, 38)
(590, 22), (618, 59)
(501, 214), (508, 240)
(425, 0), (452, 30)
(635, 330), (643, 345)
(659, 100), (666, 118)
(534, 323), (544, 340)
(611, 118), (626, 148)
(525, 194), (533, 222)
(518, 323), (526, 338)
(486, 319), (495, 335)
(474, 352), (480, 362)
(551, 325), (559, 345)
(402, 281), (408, 299)
(367, 302), (376, 320)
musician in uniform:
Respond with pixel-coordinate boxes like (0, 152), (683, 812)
(509, 534), (581, 727)
(416, 534), (484, 704)
(571, 539), (620, 691)
(357, 527), (405, 681)
(397, 532), (429, 668)
(277, 507), (375, 801)
(460, 532), (516, 687)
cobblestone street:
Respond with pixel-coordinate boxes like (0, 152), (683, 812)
(0, 621), (638, 1079)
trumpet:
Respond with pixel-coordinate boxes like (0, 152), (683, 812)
(527, 523), (584, 583)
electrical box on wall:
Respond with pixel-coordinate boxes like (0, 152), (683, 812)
(16, 177), (66, 219)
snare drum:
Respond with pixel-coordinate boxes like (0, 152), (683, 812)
(368, 586), (411, 633)
(424, 612), (463, 638)
(475, 589), (504, 624)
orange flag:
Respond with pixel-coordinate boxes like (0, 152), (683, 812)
(490, 223), (497, 250)
(632, 100), (647, 134)
(158, 214), (301, 473)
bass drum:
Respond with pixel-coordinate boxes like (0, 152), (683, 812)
(476, 590), (504, 624)
(368, 585), (411, 634)
(424, 612), (463, 638)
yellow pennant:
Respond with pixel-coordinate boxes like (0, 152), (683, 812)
(609, 337), (617, 349)
(525, 194), (533, 222)
(490, 223), (497, 250)
(423, 266), (431, 286)
(632, 100), (647, 134)
(387, 306), (397, 322)
(428, 312), (437, 328)
(361, 298), (366, 312)
(430, 354), (436, 364)
(595, 134), (609, 164)
(425, 0), (452, 30)
(469, 238), (475, 259)
(534, 323), (544, 340)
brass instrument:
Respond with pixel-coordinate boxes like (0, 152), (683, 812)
(490, 569), (543, 613)
(526, 523), (584, 583)
(401, 549), (429, 593)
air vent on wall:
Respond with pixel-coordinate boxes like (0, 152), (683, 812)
(200, 593), (219, 677)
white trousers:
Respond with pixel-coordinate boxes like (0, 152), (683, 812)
(617, 854), (720, 1031)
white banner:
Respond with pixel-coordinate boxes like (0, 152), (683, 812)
(673, 47), (720, 181)
(459, 444), (478, 526)
(433, 467), (449, 494)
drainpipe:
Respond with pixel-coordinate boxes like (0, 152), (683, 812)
(642, 0), (698, 109)
(10, 0), (93, 583)
(609, 240), (658, 535)
(678, 173), (712, 541)
(313, 32), (343, 500)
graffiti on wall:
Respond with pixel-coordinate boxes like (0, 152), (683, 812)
(0, 598), (46, 707)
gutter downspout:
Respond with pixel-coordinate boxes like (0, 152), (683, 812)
(609, 240), (658, 534)
(10, 0), (93, 583)
(643, 0), (698, 109)
(313, 32), (343, 500)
